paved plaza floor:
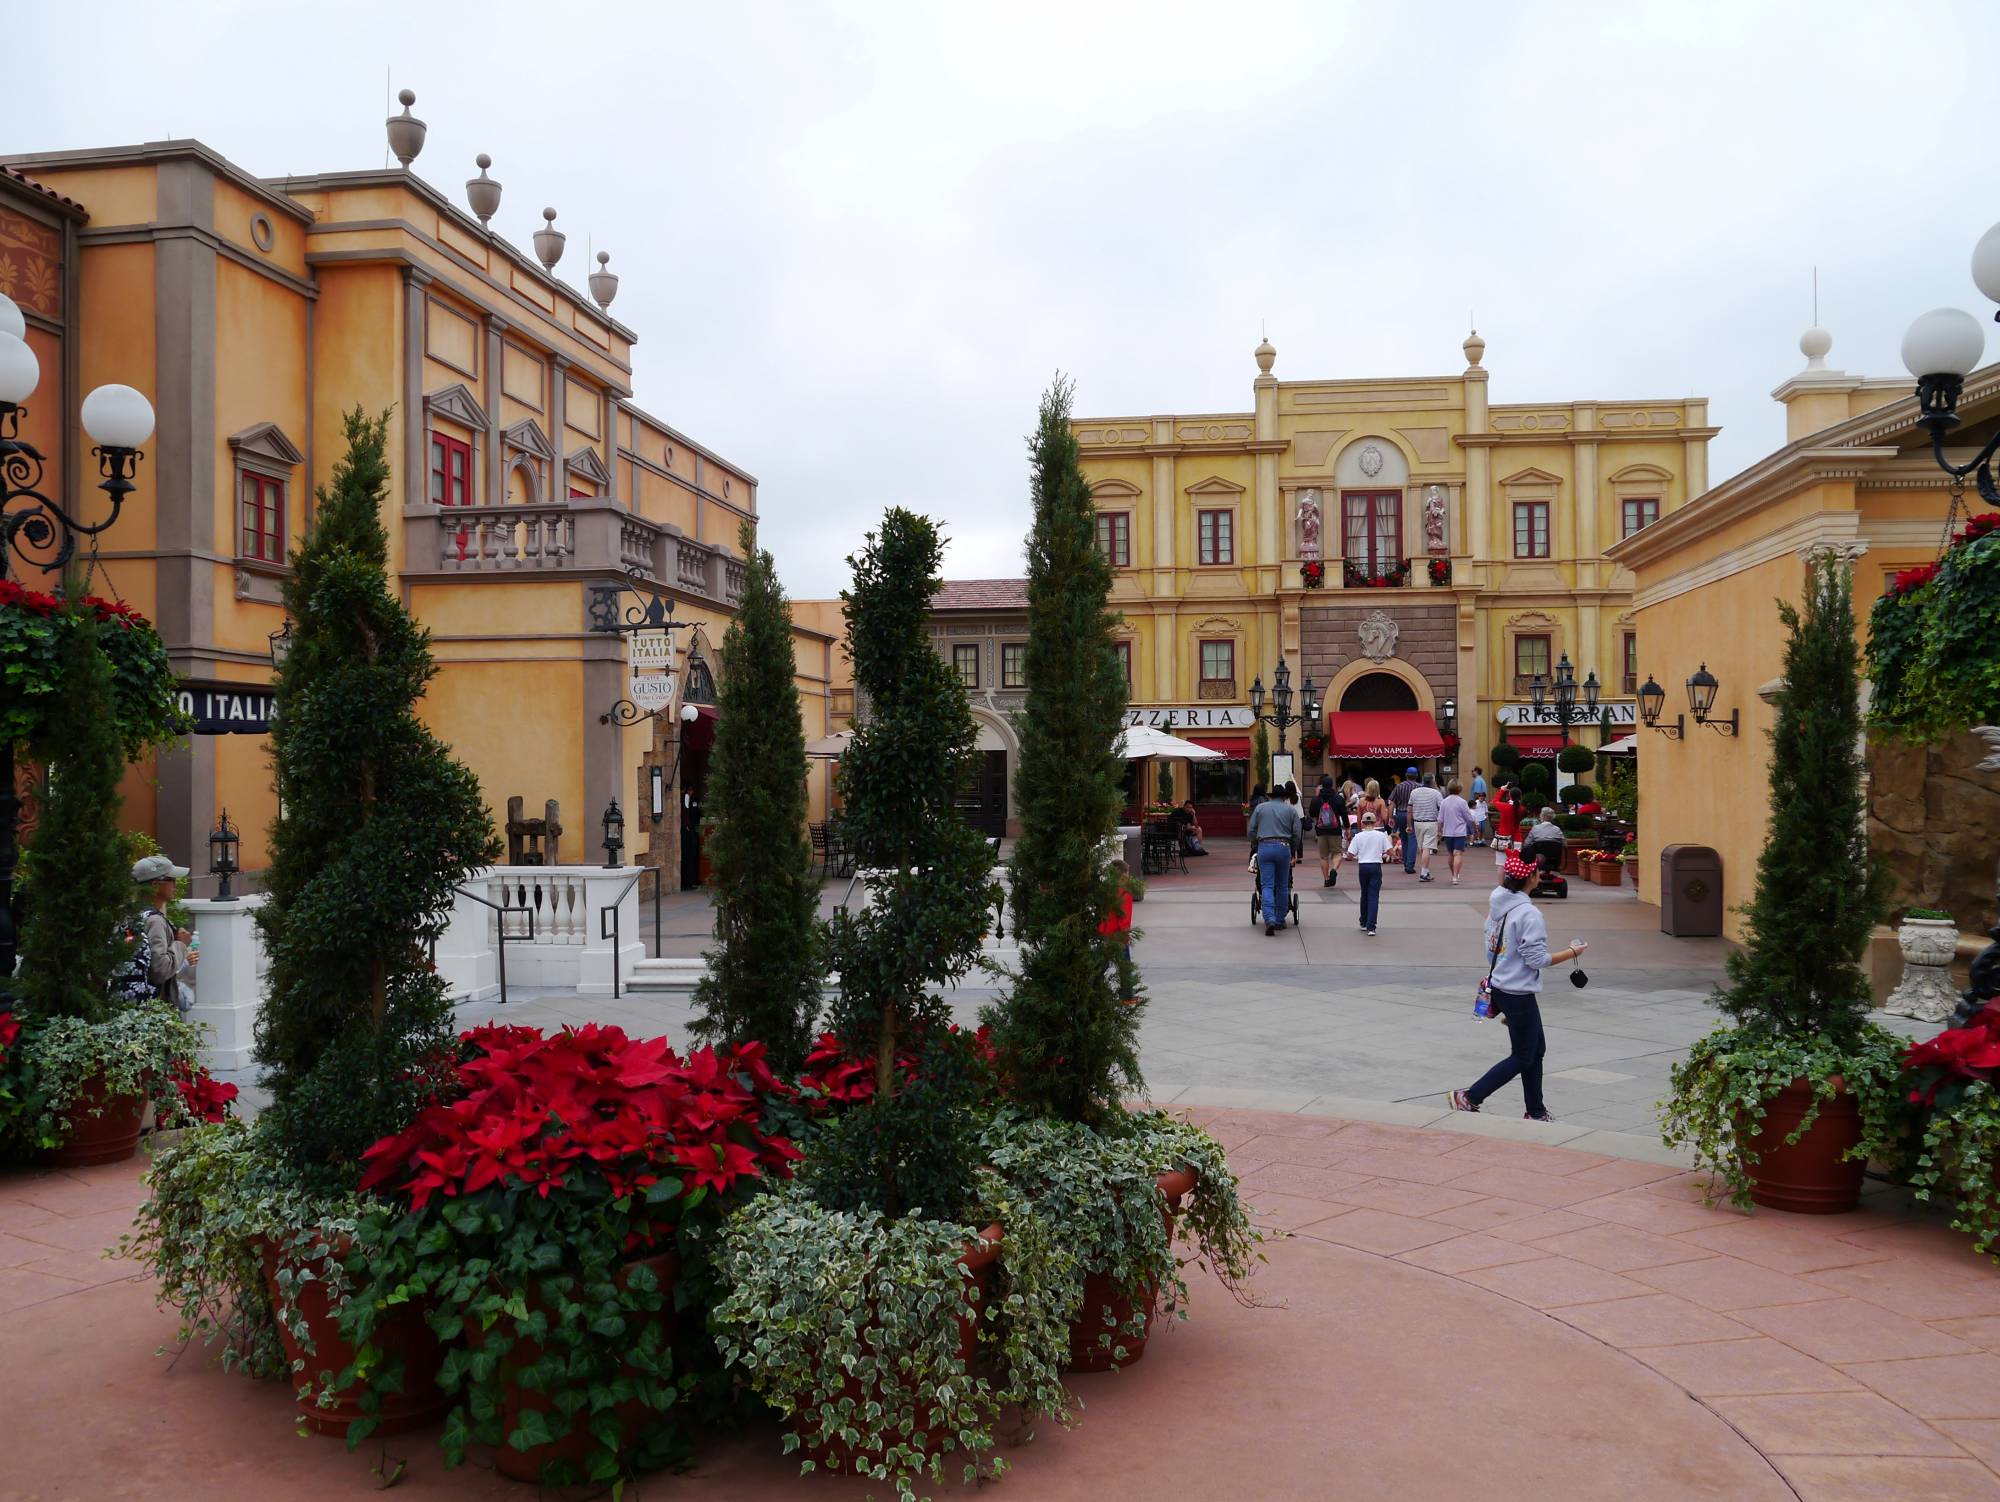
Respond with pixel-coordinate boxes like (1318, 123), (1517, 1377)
(7, 1106), (2000, 1500)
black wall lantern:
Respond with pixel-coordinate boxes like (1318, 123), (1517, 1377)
(1638, 664), (1739, 739)
(268, 618), (294, 668)
(1637, 674), (1681, 739)
(649, 764), (665, 826)
(601, 798), (626, 868)
(208, 809), (241, 902)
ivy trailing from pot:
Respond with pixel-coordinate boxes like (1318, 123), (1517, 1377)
(1867, 513), (2000, 743)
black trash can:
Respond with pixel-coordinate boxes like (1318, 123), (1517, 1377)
(1659, 844), (1723, 937)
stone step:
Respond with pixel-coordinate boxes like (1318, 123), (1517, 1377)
(625, 957), (708, 992)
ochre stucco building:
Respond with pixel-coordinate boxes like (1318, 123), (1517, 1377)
(1, 122), (832, 893)
(1075, 335), (1713, 830)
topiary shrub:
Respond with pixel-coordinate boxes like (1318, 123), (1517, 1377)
(1558, 782), (1594, 808)
(1518, 760), (1553, 795)
(1489, 744), (1523, 773)
(1557, 743), (1596, 776)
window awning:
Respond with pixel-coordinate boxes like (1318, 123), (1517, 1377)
(1505, 731), (1567, 755)
(1325, 711), (1447, 759)
(1186, 736), (1250, 758)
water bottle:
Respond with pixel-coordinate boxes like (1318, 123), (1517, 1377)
(186, 930), (200, 963)
(1473, 976), (1493, 1021)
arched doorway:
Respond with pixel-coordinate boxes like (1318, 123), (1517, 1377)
(1338, 672), (1423, 793)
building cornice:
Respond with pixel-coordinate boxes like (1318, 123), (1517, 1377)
(3, 140), (317, 223)
(617, 395), (760, 489)
(1458, 428), (1718, 449)
(1630, 510), (1867, 612)
(79, 221), (318, 299)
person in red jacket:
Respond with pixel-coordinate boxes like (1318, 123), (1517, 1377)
(1099, 859), (1135, 959)
(1491, 782), (1522, 869)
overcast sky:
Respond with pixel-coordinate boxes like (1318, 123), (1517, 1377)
(12, 1), (1999, 597)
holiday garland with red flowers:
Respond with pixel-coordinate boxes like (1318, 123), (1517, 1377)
(1427, 555), (1452, 586)
(0, 581), (190, 757)
(1899, 1005), (2000, 1259)
(1868, 513), (2000, 743)
(1299, 559), (1324, 588)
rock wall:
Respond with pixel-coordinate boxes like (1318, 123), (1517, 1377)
(1869, 730), (2000, 934)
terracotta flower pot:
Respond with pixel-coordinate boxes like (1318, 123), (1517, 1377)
(1064, 1167), (1197, 1373)
(47, 1072), (147, 1168)
(259, 1236), (451, 1438)
(481, 1249), (679, 1483)
(1737, 1076), (1865, 1215)
(791, 1224), (1002, 1473)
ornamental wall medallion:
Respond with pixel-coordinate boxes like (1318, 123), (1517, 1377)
(1359, 444), (1384, 478)
(1357, 610), (1399, 663)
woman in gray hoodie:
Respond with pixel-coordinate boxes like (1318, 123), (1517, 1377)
(1447, 852), (1587, 1122)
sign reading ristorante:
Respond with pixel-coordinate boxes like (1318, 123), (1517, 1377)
(1495, 702), (1638, 727)
(1121, 706), (1254, 729)
(177, 682), (274, 736)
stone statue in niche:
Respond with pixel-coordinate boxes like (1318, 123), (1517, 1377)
(1296, 489), (1322, 561)
(1424, 485), (1449, 555)
(1357, 610), (1399, 664)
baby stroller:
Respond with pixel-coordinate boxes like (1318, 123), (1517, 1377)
(1249, 861), (1302, 927)
(1521, 832), (1569, 900)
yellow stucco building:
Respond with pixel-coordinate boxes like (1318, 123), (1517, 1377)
(1609, 326), (1993, 962)
(2, 112), (832, 894)
(1075, 335), (1712, 830)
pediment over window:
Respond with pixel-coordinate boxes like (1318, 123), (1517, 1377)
(1186, 475), (1247, 497)
(1608, 462), (1672, 484)
(501, 417), (555, 460)
(226, 422), (304, 469)
(1090, 477), (1141, 498)
(1506, 609), (1560, 630)
(423, 382), (491, 433)
(565, 445), (613, 487)
(1498, 466), (1563, 489)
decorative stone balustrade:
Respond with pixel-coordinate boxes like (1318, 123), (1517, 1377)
(620, 519), (659, 579)
(724, 558), (747, 603)
(437, 504), (575, 571)
(676, 539), (711, 591)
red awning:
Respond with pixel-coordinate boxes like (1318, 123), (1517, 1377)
(1505, 731), (1567, 755)
(1187, 736), (1250, 758)
(684, 703), (718, 751)
(1325, 711), (1447, 759)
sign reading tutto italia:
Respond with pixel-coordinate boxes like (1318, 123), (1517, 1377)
(629, 629), (678, 713)
(176, 683), (274, 736)
(1122, 706), (1255, 729)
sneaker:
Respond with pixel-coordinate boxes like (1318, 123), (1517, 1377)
(1418, 872), (1434, 883)
(1451, 877), (1460, 886)
(1365, 927), (1377, 936)
(1448, 1089), (1477, 1113)
(1524, 1110), (1556, 1123)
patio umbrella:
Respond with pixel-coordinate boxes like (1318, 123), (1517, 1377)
(1600, 734), (1638, 755)
(1116, 724), (1223, 760)
(804, 729), (854, 759)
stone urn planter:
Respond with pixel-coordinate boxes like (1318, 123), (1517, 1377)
(1884, 915), (1961, 1025)
(1064, 1167), (1196, 1372)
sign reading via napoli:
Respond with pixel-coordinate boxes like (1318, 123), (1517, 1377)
(1122, 706), (1255, 729)
(629, 629), (678, 713)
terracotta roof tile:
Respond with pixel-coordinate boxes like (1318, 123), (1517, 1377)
(931, 578), (1029, 611)
(1, 165), (87, 219)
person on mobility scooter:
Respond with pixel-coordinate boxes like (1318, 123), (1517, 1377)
(1518, 804), (1569, 900)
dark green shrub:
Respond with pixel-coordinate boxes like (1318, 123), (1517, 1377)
(1488, 744), (1523, 772)
(1519, 760), (1553, 794)
(1557, 742), (1596, 775)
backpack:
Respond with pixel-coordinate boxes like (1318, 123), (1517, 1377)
(109, 910), (160, 1004)
(1315, 797), (1339, 831)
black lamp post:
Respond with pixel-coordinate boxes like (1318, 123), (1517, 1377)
(1529, 651), (1599, 750)
(208, 810), (241, 902)
(601, 799), (625, 868)
(1248, 655), (1318, 756)
(0, 292), (155, 986)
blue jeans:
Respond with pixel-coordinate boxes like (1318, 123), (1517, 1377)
(1257, 840), (1292, 927)
(1357, 863), (1382, 930)
(1469, 987), (1547, 1117)
(1396, 810), (1416, 871)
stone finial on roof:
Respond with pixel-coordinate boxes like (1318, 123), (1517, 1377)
(589, 251), (619, 311)
(1254, 335), (1277, 376)
(1799, 324), (1833, 370)
(386, 89), (426, 169)
(466, 154), (501, 227)
(1463, 328), (1486, 369)
(533, 207), (565, 273)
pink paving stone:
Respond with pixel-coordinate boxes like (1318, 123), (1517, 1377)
(1441, 1163), (1610, 1209)
(0, 1233), (65, 1270)
(1830, 1224), (2000, 1281)
(1236, 1131), (1371, 1169)
(1570, 1188), (1749, 1236)
(1708, 1391), (1967, 1456)
(1841, 1354), (2000, 1421)
(1556, 1293), (1753, 1348)
(1564, 1158), (1692, 1194)
(1737, 1298), (1976, 1364)
(1395, 1233), (1549, 1276)
(0, 1264), (92, 1315)
(1239, 1161), (1376, 1200)
(10, 1206), (151, 1255)
(1934, 1317), (2000, 1355)
(1477, 1205), (1610, 1242)
(1327, 1123), (1466, 1156)
(1301, 1206), (1465, 1256)
(1774, 1456), (2000, 1502)
(1529, 1223), (1715, 1274)
(1627, 1338), (1863, 1397)
(1939, 1422), (2000, 1471)
(1682, 1219), (1901, 1274)
(1458, 1255), (1654, 1310)
(1439, 1136), (1613, 1177)
(1246, 1191), (1357, 1232)
(1326, 1177), (1490, 1220)
(1809, 1260), (2000, 1322)
(1327, 1146), (1497, 1186)
(1626, 1255), (1830, 1311)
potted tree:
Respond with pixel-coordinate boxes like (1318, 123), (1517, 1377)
(1662, 554), (1904, 1213)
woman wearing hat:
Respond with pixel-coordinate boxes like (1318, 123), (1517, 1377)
(130, 853), (197, 1003)
(1448, 851), (1586, 1122)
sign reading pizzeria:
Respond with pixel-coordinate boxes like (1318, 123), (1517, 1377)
(1122, 706), (1254, 729)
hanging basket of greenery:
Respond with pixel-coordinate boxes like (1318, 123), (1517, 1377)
(0, 580), (188, 757)
(1868, 514), (2000, 743)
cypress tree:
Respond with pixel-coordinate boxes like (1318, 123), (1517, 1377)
(689, 521), (821, 1072)
(1253, 723), (1272, 794)
(986, 377), (1142, 1124)
(254, 410), (499, 1185)
(1716, 553), (1889, 1041)
(15, 606), (130, 1022)
(822, 509), (997, 1215)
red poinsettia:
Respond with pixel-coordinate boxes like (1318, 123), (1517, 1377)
(797, 1023), (1005, 1114)
(359, 1023), (799, 1211)
(1890, 562), (1940, 596)
(1904, 1004), (2000, 1106)
(0, 579), (61, 616)
(170, 1063), (240, 1124)
(1957, 512), (2000, 547)
(0, 1007), (18, 1068)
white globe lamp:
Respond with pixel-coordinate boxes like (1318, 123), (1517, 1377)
(1901, 307), (1986, 381)
(0, 292), (25, 342)
(1972, 221), (2000, 308)
(80, 384), (155, 449)
(0, 331), (38, 407)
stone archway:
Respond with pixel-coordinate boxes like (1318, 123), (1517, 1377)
(1340, 672), (1420, 711)
(1323, 656), (1435, 718)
